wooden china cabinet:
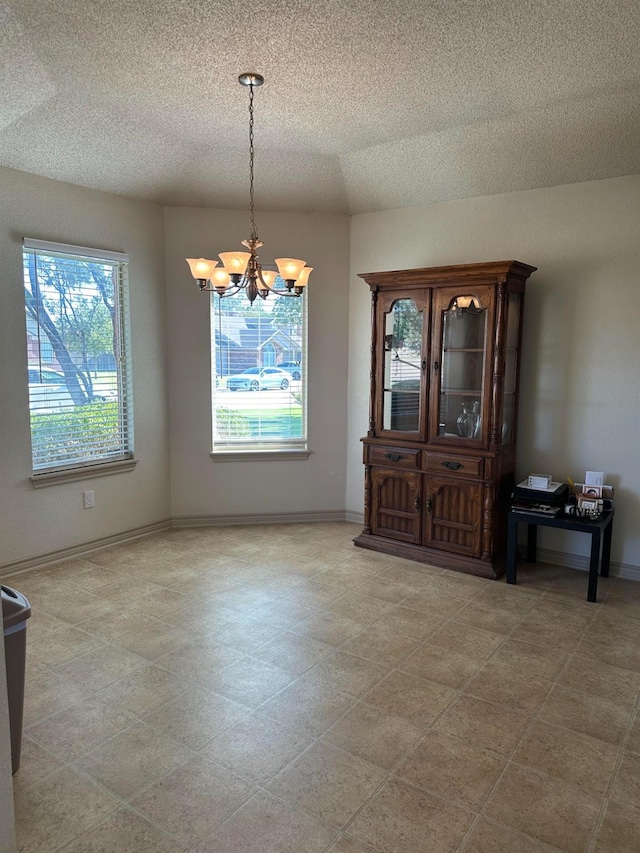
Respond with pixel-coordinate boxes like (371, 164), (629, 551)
(354, 260), (536, 578)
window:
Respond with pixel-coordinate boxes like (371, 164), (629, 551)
(23, 239), (134, 477)
(211, 285), (307, 454)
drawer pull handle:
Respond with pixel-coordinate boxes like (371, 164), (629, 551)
(414, 494), (420, 512)
(425, 494), (433, 515)
(385, 453), (403, 462)
(441, 460), (463, 471)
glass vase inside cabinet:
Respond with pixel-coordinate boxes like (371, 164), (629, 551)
(379, 296), (425, 435)
(430, 286), (495, 444)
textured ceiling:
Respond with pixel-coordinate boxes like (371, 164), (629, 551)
(1, 0), (639, 214)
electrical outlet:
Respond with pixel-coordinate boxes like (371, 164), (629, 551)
(83, 490), (95, 509)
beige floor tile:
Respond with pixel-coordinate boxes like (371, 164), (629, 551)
(210, 617), (285, 653)
(75, 608), (163, 643)
(577, 612), (640, 672)
(245, 597), (319, 628)
(92, 575), (166, 604)
(329, 837), (377, 852)
(396, 729), (506, 810)
(363, 669), (456, 727)
(130, 754), (256, 846)
(24, 608), (68, 639)
(277, 579), (341, 608)
(12, 737), (64, 793)
(304, 650), (389, 697)
(195, 789), (337, 852)
(58, 806), (188, 852)
(27, 624), (105, 668)
(610, 750), (640, 808)
(13, 765), (119, 853)
(592, 800), (640, 853)
(347, 777), (474, 853)
(400, 643), (483, 688)
(428, 572), (489, 599)
(259, 675), (357, 735)
(625, 712), (640, 752)
(25, 695), (137, 761)
(489, 638), (569, 681)
(513, 720), (619, 795)
(538, 684), (632, 745)
(152, 640), (244, 687)
(558, 654), (640, 707)
(73, 721), (192, 799)
(206, 656), (295, 708)
(460, 818), (557, 852)
(484, 763), (602, 853)
(354, 574), (429, 604)
(322, 590), (395, 622)
(52, 644), (146, 692)
(341, 625), (422, 668)
(200, 712), (312, 782)
(399, 587), (469, 617)
(23, 669), (90, 727)
(322, 701), (423, 770)
(455, 599), (528, 634)
(38, 587), (119, 625)
(266, 741), (385, 828)
(95, 662), (196, 715)
(510, 610), (586, 653)
(426, 620), (504, 661)
(249, 629), (335, 674)
(434, 693), (531, 757)
(372, 605), (447, 640)
(465, 660), (553, 714)
(142, 687), (249, 749)
(293, 609), (370, 646)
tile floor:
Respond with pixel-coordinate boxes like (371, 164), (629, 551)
(4, 522), (640, 852)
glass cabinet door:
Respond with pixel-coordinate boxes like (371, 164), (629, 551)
(379, 296), (425, 435)
(502, 292), (521, 444)
(430, 286), (494, 444)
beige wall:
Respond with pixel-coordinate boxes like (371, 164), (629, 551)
(347, 175), (640, 570)
(0, 167), (171, 567)
(164, 207), (351, 520)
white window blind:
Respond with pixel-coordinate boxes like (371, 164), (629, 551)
(210, 285), (307, 452)
(23, 239), (134, 474)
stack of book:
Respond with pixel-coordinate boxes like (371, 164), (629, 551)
(511, 479), (569, 517)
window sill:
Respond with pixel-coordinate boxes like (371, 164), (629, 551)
(30, 458), (138, 488)
(210, 449), (310, 462)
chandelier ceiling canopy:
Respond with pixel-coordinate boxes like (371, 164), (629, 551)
(186, 73), (312, 304)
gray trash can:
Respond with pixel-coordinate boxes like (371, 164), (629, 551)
(2, 585), (31, 774)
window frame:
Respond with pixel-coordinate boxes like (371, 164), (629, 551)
(209, 287), (309, 459)
(23, 238), (136, 485)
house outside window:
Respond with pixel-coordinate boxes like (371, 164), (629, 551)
(23, 239), (134, 479)
(211, 284), (307, 453)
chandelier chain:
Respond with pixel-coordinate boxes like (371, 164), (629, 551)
(248, 83), (258, 242)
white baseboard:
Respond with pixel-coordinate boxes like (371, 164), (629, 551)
(171, 510), (347, 528)
(2, 513), (638, 583)
(0, 520), (172, 577)
(532, 546), (640, 582)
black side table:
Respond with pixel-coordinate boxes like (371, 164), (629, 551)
(506, 508), (614, 602)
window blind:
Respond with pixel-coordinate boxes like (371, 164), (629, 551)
(23, 239), (134, 473)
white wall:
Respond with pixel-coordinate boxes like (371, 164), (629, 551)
(164, 207), (351, 520)
(0, 168), (171, 568)
(347, 175), (640, 570)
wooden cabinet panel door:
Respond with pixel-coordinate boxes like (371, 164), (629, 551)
(371, 468), (422, 544)
(423, 475), (482, 557)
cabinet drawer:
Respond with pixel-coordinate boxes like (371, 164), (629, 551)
(368, 445), (421, 470)
(425, 452), (484, 478)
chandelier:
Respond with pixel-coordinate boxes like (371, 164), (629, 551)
(186, 73), (312, 303)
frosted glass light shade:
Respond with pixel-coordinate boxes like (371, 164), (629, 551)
(186, 258), (218, 280)
(295, 266), (313, 287)
(219, 251), (251, 275)
(455, 295), (481, 309)
(211, 268), (230, 289)
(275, 258), (306, 281)
(259, 270), (277, 289)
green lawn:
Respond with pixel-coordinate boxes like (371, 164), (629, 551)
(216, 405), (302, 439)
